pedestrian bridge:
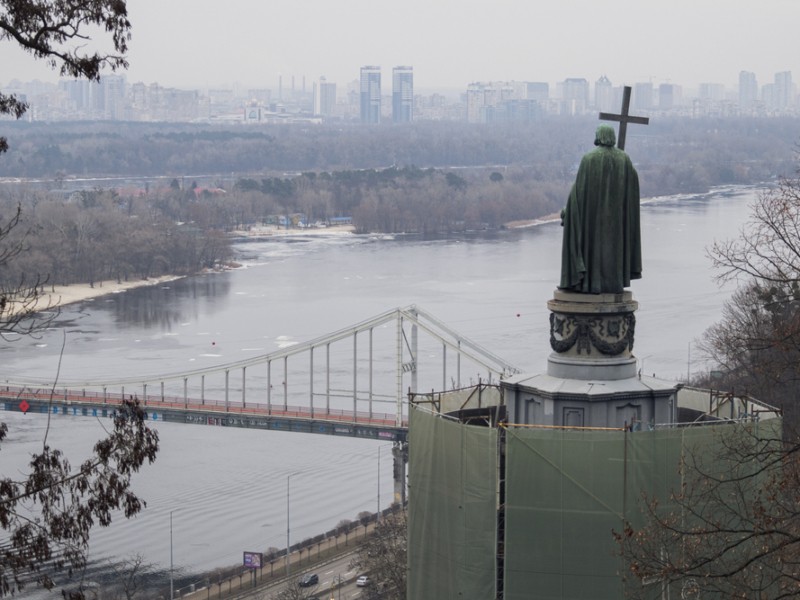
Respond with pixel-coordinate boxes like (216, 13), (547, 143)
(0, 305), (520, 441)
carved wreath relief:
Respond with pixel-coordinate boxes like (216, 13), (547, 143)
(549, 312), (636, 356)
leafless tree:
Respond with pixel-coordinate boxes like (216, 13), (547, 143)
(0, 205), (57, 338)
(702, 174), (800, 426)
(351, 508), (407, 600)
(699, 281), (800, 421)
(357, 510), (373, 536)
(107, 553), (154, 600)
(615, 421), (799, 599)
(709, 176), (800, 286)
(336, 519), (353, 546)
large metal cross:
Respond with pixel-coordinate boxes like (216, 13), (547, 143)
(598, 85), (649, 150)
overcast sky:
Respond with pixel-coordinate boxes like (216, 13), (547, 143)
(2, 0), (798, 93)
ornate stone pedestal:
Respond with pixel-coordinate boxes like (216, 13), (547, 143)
(547, 290), (637, 380)
(502, 289), (679, 429)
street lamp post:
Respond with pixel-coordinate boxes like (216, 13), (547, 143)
(286, 472), (298, 577)
(169, 510), (175, 600)
(377, 445), (381, 521)
(331, 574), (342, 600)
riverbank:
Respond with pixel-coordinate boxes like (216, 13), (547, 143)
(33, 275), (184, 312)
(18, 227), (356, 315)
(504, 213), (561, 229)
(231, 224), (355, 238)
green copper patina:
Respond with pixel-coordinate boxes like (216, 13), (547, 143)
(559, 124), (642, 294)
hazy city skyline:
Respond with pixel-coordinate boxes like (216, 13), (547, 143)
(0, 0), (798, 93)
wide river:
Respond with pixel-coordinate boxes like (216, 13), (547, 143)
(0, 185), (760, 594)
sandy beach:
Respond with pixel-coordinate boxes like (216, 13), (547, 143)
(231, 224), (355, 238)
(504, 213), (561, 229)
(33, 275), (183, 312)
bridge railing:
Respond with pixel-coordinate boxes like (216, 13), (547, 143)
(0, 384), (407, 427)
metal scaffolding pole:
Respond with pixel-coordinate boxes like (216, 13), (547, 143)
(309, 346), (314, 417)
(225, 370), (229, 411)
(369, 328), (374, 418)
(267, 361), (272, 414)
(457, 340), (462, 387)
(326, 343), (331, 414)
(283, 357), (288, 411)
(442, 342), (447, 391)
(352, 332), (358, 420)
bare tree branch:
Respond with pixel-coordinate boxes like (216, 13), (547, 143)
(616, 423), (800, 599)
(0, 0), (131, 152)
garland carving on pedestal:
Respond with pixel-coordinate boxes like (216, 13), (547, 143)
(549, 312), (636, 355)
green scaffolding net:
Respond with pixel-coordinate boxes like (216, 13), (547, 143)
(408, 404), (782, 600)
(504, 425), (687, 599)
(408, 405), (498, 599)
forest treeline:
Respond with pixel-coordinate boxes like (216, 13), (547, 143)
(1, 116), (796, 193)
(0, 188), (232, 290)
(0, 115), (797, 288)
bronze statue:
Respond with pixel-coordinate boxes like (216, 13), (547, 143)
(559, 124), (642, 294)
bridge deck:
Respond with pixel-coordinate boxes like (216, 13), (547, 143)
(0, 386), (408, 442)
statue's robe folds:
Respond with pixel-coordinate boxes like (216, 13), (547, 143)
(559, 143), (642, 294)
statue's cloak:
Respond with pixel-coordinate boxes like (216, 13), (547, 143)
(559, 128), (642, 294)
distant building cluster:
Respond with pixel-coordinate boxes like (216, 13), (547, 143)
(464, 71), (797, 123)
(2, 68), (797, 125)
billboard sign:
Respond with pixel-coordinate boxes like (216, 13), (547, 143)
(243, 551), (263, 569)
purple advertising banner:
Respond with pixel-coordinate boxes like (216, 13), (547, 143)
(243, 551), (263, 569)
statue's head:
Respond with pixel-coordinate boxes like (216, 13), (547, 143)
(594, 124), (616, 148)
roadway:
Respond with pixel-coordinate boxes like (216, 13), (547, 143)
(178, 517), (389, 600)
(217, 550), (370, 599)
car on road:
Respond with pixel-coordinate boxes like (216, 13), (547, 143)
(298, 573), (319, 587)
(356, 575), (370, 587)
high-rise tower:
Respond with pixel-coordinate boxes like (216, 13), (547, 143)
(314, 76), (337, 117)
(392, 66), (413, 123)
(774, 71), (793, 110)
(594, 75), (613, 112)
(739, 71), (758, 111)
(561, 78), (589, 114)
(360, 66), (381, 124)
(632, 82), (654, 111)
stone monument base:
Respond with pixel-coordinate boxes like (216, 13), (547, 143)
(500, 289), (679, 429)
(547, 289), (637, 381)
(502, 371), (678, 429)
(547, 354), (637, 380)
